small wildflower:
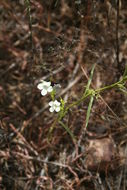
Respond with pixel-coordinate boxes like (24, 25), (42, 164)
(37, 80), (53, 96)
(49, 100), (61, 112)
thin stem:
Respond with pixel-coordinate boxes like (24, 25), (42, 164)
(25, 0), (33, 50)
(61, 77), (127, 119)
(67, 92), (91, 109)
(95, 77), (127, 93)
(116, 0), (120, 79)
(95, 80), (121, 93)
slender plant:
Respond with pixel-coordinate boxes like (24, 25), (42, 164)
(37, 64), (127, 141)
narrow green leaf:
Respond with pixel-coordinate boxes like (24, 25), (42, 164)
(54, 0), (59, 7)
(119, 88), (127, 95)
(84, 64), (96, 96)
(59, 121), (75, 141)
(85, 95), (94, 128)
(123, 64), (127, 78)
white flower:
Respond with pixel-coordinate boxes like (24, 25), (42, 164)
(37, 80), (53, 96)
(49, 100), (61, 112)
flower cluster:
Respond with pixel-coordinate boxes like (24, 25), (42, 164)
(37, 80), (61, 113)
(49, 100), (61, 112)
(37, 80), (53, 96)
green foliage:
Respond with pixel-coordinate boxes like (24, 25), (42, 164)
(59, 98), (66, 119)
(50, 89), (56, 101)
(59, 121), (75, 141)
(83, 64), (96, 128)
(57, 63), (127, 139)
(85, 95), (94, 128)
(83, 64), (96, 96)
(123, 64), (127, 78)
(37, 59), (127, 141)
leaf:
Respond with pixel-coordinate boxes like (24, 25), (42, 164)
(119, 88), (127, 96)
(123, 63), (127, 78)
(84, 64), (96, 96)
(59, 121), (75, 141)
(85, 95), (94, 128)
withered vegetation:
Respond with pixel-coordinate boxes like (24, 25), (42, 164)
(0, 0), (127, 189)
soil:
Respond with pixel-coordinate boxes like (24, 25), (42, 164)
(0, 1), (127, 189)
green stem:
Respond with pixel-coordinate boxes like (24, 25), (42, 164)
(67, 92), (91, 109)
(60, 76), (127, 120)
(95, 78), (126, 93)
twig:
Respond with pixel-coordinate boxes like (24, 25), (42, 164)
(116, 169), (123, 190)
(35, 65), (65, 84)
(59, 74), (82, 97)
(9, 123), (38, 156)
(24, 0), (33, 50)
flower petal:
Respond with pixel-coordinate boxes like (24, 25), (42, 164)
(49, 101), (54, 106)
(41, 81), (49, 87)
(54, 100), (60, 106)
(44, 81), (51, 87)
(55, 106), (60, 112)
(42, 80), (47, 84)
(37, 83), (44, 90)
(49, 107), (54, 112)
(41, 89), (47, 96)
(47, 86), (53, 92)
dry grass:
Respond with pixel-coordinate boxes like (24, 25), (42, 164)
(0, 1), (127, 189)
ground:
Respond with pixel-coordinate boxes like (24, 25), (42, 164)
(0, 0), (127, 190)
